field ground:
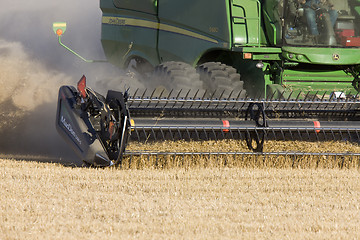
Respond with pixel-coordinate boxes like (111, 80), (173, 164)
(1, 157), (360, 239)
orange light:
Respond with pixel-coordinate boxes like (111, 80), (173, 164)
(243, 53), (252, 59)
(313, 121), (321, 133)
(56, 28), (63, 36)
(77, 75), (87, 98)
(222, 120), (230, 132)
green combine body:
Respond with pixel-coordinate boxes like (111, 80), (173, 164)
(100, 0), (360, 98)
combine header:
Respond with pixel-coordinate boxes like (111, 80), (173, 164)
(55, 75), (360, 167)
(53, 0), (360, 167)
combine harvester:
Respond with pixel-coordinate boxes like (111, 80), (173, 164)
(53, 0), (360, 167)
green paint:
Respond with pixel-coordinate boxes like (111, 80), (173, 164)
(58, 0), (360, 97)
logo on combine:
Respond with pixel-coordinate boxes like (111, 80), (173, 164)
(61, 115), (82, 145)
(332, 54), (340, 61)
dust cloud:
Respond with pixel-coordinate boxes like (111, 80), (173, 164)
(0, 39), (74, 159)
(0, 0), (143, 161)
(0, 40), (71, 112)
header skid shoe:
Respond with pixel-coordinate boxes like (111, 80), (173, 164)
(56, 76), (130, 167)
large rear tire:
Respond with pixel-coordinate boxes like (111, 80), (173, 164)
(197, 62), (246, 98)
(150, 61), (203, 97)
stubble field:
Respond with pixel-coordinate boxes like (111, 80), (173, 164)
(1, 147), (360, 239)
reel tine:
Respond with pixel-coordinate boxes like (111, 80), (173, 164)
(132, 88), (139, 101)
(184, 89), (191, 99)
(303, 91), (310, 101)
(137, 89), (147, 107)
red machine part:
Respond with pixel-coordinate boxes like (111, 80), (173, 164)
(341, 36), (360, 47)
(335, 29), (360, 47)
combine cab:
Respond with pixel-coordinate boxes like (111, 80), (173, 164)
(53, 0), (360, 167)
